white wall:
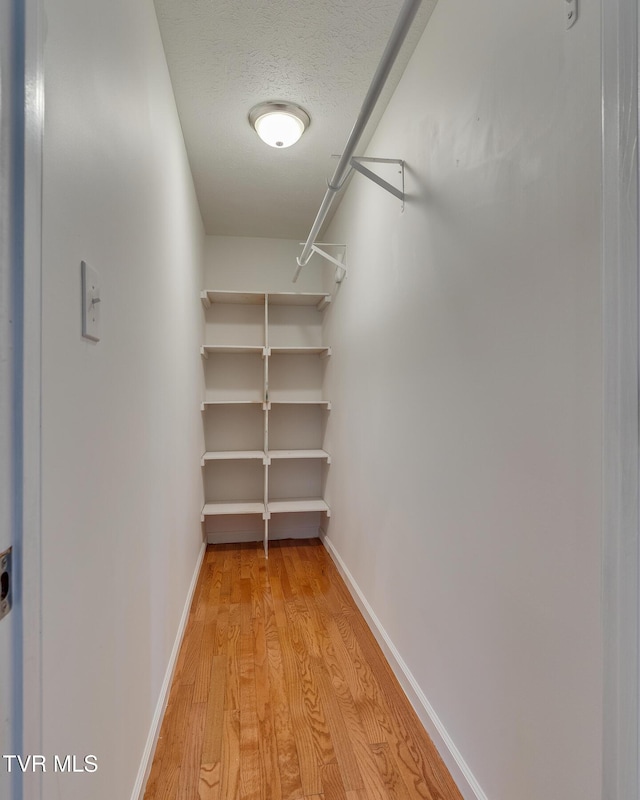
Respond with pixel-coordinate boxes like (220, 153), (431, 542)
(322, 1), (603, 799)
(204, 235), (324, 293)
(41, 0), (204, 797)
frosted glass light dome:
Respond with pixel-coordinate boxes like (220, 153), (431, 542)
(249, 102), (310, 149)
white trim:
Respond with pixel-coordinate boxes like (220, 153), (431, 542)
(601, 0), (639, 797)
(21, 1), (44, 798)
(0, 3), (19, 797)
(129, 542), (206, 800)
(320, 531), (487, 800)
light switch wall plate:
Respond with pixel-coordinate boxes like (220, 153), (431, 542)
(81, 260), (101, 342)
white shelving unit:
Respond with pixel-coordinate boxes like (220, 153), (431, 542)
(200, 289), (332, 553)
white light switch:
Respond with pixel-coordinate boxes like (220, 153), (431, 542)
(81, 260), (101, 342)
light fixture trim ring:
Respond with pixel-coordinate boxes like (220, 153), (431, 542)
(249, 101), (310, 148)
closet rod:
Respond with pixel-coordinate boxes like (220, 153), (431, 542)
(294, 0), (423, 281)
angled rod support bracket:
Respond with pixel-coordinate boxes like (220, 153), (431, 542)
(349, 157), (405, 208)
(294, 242), (347, 284)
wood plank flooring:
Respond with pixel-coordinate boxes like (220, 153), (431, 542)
(143, 539), (462, 800)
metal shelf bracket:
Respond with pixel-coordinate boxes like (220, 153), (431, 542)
(350, 157), (405, 209)
(295, 242), (347, 283)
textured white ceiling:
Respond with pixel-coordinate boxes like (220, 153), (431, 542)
(153, 0), (437, 238)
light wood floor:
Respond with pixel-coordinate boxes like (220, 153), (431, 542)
(143, 539), (462, 800)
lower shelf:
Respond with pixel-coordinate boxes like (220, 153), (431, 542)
(202, 450), (266, 466)
(268, 400), (331, 409)
(201, 501), (266, 521)
(201, 400), (265, 410)
(267, 498), (331, 516)
(267, 449), (331, 463)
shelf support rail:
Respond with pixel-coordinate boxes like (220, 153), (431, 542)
(294, 0), (423, 282)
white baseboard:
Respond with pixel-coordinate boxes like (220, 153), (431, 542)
(320, 531), (488, 800)
(130, 541), (207, 800)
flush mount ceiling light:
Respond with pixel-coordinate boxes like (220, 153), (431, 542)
(249, 101), (310, 149)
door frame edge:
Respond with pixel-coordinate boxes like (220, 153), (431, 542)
(601, 0), (639, 797)
(20, 0), (44, 797)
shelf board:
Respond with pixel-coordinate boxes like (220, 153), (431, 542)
(267, 292), (331, 311)
(201, 290), (331, 312)
(201, 290), (265, 308)
(201, 501), (266, 519)
(267, 399), (331, 410)
(201, 400), (265, 410)
(201, 345), (266, 358)
(268, 449), (331, 464)
(268, 346), (331, 357)
(202, 450), (266, 466)
(267, 498), (331, 516)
